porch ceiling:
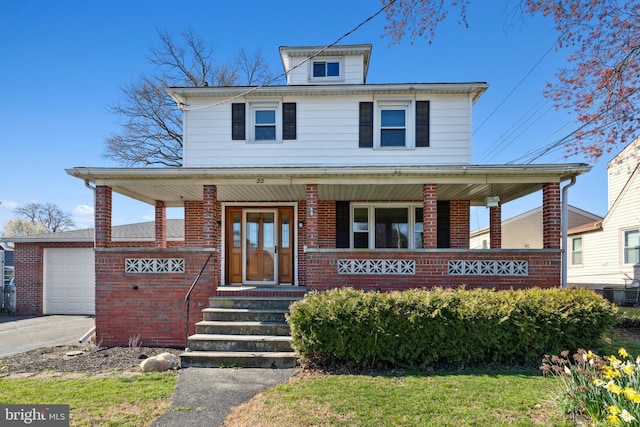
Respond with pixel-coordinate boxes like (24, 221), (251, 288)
(66, 164), (591, 208)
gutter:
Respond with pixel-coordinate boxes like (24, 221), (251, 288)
(561, 177), (577, 289)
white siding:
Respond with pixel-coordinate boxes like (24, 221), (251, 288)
(182, 93), (473, 168)
(607, 138), (640, 208)
(569, 169), (640, 286)
(286, 55), (365, 85)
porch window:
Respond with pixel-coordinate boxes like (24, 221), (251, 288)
(623, 229), (639, 264)
(352, 204), (422, 249)
(570, 237), (582, 265)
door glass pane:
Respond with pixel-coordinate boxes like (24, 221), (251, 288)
(353, 207), (369, 248)
(375, 208), (408, 248)
(263, 214), (274, 249)
(247, 213), (260, 248)
(233, 213), (241, 248)
(414, 207), (423, 249)
(281, 214), (290, 249)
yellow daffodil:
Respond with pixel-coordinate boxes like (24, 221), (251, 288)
(622, 362), (635, 376)
(619, 348), (630, 358)
(606, 381), (623, 395)
(621, 409), (635, 423)
(587, 350), (595, 360)
(607, 414), (621, 425)
(624, 387), (637, 400)
(609, 405), (622, 415)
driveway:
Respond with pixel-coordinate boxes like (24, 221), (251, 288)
(0, 315), (95, 357)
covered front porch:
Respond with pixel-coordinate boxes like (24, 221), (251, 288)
(67, 164), (589, 346)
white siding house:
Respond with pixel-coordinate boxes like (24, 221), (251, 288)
(470, 205), (602, 249)
(567, 136), (640, 288)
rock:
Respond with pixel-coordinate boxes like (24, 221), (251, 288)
(65, 351), (84, 357)
(139, 352), (178, 372)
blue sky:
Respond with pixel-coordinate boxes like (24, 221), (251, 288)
(0, 0), (623, 234)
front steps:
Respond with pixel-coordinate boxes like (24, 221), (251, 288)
(180, 293), (303, 369)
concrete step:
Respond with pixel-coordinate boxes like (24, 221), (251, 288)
(187, 333), (292, 352)
(202, 307), (288, 323)
(180, 350), (298, 369)
(195, 320), (291, 336)
(208, 296), (301, 310)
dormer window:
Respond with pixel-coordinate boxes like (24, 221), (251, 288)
(309, 58), (343, 81)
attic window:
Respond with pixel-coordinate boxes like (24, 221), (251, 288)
(310, 58), (343, 81)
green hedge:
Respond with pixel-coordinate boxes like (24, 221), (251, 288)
(288, 287), (617, 369)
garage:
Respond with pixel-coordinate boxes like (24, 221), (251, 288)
(44, 248), (95, 315)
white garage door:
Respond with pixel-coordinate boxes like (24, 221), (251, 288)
(44, 248), (95, 315)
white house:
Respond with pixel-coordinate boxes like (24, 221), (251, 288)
(470, 205), (603, 249)
(567, 136), (640, 288)
(13, 44), (590, 348)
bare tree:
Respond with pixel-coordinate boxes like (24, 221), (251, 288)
(12, 202), (75, 233)
(105, 29), (281, 167)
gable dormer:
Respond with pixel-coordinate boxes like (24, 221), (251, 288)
(279, 44), (372, 85)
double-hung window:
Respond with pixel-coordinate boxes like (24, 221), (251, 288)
(231, 102), (296, 142)
(254, 108), (276, 141)
(623, 229), (640, 264)
(375, 101), (414, 149)
(570, 237), (583, 265)
(351, 204), (423, 249)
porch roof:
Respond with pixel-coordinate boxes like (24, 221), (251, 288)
(66, 164), (591, 208)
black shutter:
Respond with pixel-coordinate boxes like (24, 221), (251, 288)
(231, 103), (245, 140)
(359, 102), (373, 148)
(437, 200), (450, 248)
(416, 101), (430, 147)
(283, 102), (296, 140)
(336, 201), (350, 248)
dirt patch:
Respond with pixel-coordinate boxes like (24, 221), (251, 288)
(0, 345), (182, 378)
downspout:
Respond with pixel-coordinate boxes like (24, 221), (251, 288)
(561, 176), (577, 289)
(84, 180), (96, 246)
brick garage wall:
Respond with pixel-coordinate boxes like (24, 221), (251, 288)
(305, 250), (561, 291)
(14, 242), (94, 314)
(95, 249), (218, 347)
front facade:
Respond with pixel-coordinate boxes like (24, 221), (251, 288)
(567, 136), (640, 288)
(60, 44), (590, 346)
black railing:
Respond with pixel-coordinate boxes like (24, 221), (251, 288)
(184, 252), (214, 350)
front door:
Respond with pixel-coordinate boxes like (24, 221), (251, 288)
(226, 207), (294, 285)
(244, 210), (277, 284)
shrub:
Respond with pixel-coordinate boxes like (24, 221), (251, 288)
(288, 287), (617, 369)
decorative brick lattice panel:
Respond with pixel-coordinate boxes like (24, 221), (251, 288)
(338, 259), (416, 275)
(448, 260), (528, 276)
(125, 258), (185, 273)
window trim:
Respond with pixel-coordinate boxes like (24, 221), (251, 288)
(622, 228), (640, 265)
(350, 203), (423, 249)
(570, 236), (583, 266)
(308, 57), (344, 82)
(248, 101), (282, 143)
(374, 100), (415, 149)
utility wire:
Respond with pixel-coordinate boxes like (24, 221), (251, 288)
(179, 0), (397, 111)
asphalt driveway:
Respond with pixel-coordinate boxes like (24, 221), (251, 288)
(0, 315), (95, 357)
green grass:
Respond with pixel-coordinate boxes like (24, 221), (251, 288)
(0, 372), (177, 426)
(225, 369), (571, 426)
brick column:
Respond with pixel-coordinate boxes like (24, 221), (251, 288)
(95, 185), (112, 248)
(155, 201), (166, 248)
(489, 204), (502, 249)
(542, 182), (561, 249)
(449, 200), (470, 249)
(305, 184), (318, 249)
(184, 201), (203, 247)
(203, 185), (218, 247)
(422, 184), (437, 249)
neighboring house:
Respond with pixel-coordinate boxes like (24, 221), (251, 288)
(470, 205), (603, 249)
(15, 44), (591, 346)
(567, 136), (640, 288)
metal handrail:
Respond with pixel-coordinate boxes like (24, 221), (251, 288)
(184, 252), (214, 350)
